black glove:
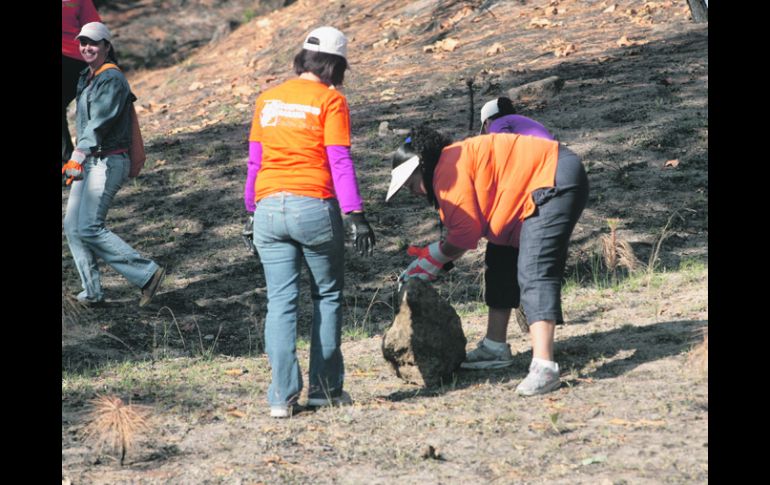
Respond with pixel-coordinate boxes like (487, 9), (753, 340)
(344, 212), (376, 257)
(242, 215), (258, 256)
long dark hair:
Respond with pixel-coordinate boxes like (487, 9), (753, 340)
(104, 40), (120, 68)
(392, 124), (452, 208)
(293, 49), (348, 87)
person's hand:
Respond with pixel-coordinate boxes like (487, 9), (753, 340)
(62, 150), (87, 186)
(242, 215), (258, 256)
(344, 212), (376, 257)
(398, 241), (453, 283)
(62, 160), (84, 185)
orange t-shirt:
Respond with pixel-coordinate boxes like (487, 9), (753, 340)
(248, 78), (351, 202)
(433, 134), (559, 249)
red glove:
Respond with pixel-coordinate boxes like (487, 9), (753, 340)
(62, 160), (83, 185)
(399, 241), (453, 282)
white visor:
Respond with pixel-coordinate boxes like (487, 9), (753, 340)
(385, 155), (420, 202)
(479, 99), (499, 134)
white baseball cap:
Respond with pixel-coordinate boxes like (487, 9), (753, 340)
(303, 26), (348, 59)
(76, 22), (112, 42)
(385, 155), (420, 202)
(480, 98), (500, 125)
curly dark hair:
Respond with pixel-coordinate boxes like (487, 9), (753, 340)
(391, 124), (452, 207)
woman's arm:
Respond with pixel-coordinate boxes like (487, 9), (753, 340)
(244, 141), (262, 212)
(439, 240), (467, 260)
(326, 145), (363, 213)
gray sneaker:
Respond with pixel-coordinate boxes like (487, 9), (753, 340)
(515, 360), (561, 396)
(460, 339), (514, 369)
(307, 391), (352, 408)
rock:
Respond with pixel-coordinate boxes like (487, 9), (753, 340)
(381, 279), (466, 387)
(378, 121), (390, 137)
(507, 76), (564, 101)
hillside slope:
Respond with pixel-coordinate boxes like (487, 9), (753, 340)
(63, 1), (707, 482)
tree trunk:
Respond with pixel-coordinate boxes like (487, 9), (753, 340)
(687, 0), (708, 23)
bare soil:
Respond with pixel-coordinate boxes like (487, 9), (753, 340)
(62, 1), (708, 483)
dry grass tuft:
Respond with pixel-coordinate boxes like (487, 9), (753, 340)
(687, 327), (708, 375)
(82, 395), (151, 466)
(600, 218), (639, 276)
(62, 290), (91, 327)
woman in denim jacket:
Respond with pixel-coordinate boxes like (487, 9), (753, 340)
(63, 22), (165, 307)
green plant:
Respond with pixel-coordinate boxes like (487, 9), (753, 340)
(154, 306), (187, 360)
(549, 412), (561, 433)
(243, 8), (257, 23)
(346, 287), (391, 339)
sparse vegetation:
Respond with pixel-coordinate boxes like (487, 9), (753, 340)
(83, 395), (150, 466)
(63, 0), (707, 482)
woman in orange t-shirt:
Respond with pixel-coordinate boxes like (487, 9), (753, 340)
(244, 27), (375, 418)
(385, 125), (588, 396)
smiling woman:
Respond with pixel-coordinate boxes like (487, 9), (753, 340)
(62, 22), (166, 308)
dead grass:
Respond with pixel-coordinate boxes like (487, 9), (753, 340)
(82, 395), (151, 466)
(61, 290), (90, 327)
(600, 218), (640, 275)
(687, 327), (708, 375)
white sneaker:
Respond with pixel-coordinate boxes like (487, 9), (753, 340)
(515, 360), (561, 396)
(307, 391), (352, 408)
(76, 291), (103, 305)
(270, 403), (301, 418)
(460, 339), (514, 369)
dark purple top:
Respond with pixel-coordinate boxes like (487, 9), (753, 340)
(487, 115), (554, 140)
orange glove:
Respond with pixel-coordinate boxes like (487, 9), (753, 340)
(62, 160), (83, 186)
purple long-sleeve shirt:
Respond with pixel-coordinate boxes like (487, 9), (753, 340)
(487, 115), (554, 140)
(243, 141), (364, 213)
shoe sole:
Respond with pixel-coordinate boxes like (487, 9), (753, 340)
(516, 379), (562, 396)
(139, 267), (166, 307)
(307, 399), (352, 407)
(307, 393), (352, 407)
(460, 360), (515, 370)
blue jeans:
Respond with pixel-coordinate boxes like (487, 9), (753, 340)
(63, 153), (159, 301)
(252, 193), (346, 406)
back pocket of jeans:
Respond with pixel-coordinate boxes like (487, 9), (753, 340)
(294, 200), (334, 246)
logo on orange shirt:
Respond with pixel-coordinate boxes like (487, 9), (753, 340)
(260, 100), (321, 128)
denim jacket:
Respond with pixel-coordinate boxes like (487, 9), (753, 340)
(75, 66), (135, 155)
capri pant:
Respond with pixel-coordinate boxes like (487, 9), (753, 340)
(484, 145), (588, 324)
